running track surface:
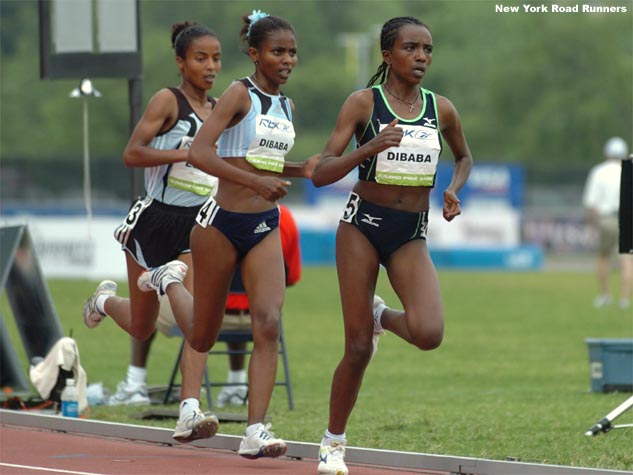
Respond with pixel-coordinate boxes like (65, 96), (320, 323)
(0, 425), (448, 475)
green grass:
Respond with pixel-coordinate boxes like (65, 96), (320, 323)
(2, 267), (633, 470)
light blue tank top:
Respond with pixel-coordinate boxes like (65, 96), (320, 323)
(216, 77), (294, 170)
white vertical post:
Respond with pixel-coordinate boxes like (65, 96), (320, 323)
(82, 97), (92, 236)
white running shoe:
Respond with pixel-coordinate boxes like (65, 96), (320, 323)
(172, 408), (219, 443)
(216, 385), (248, 408)
(107, 379), (150, 406)
(137, 260), (188, 296)
(318, 441), (349, 475)
(83, 280), (117, 328)
(592, 294), (612, 308)
(371, 295), (387, 359)
(238, 423), (287, 459)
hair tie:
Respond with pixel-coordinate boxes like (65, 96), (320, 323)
(247, 9), (269, 37)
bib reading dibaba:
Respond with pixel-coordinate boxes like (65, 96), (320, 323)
(376, 123), (441, 186)
(246, 114), (295, 173)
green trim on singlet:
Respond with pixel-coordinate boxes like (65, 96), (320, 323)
(377, 84), (426, 123)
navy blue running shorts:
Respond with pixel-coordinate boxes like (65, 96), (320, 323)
(340, 191), (429, 263)
(196, 196), (280, 260)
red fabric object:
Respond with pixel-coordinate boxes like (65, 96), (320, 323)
(279, 204), (302, 287)
(225, 293), (249, 311)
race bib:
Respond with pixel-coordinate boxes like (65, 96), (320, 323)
(196, 195), (220, 228)
(376, 123), (440, 186)
(114, 196), (153, 245)
(245, 114), (295, 173)
(167, 136), (218, 196)
(340, 192), (361, 223)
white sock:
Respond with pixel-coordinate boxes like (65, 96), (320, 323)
(245, 422), (264, 436)
(373, 303), (387, 333)
(95, 294), (110, 316)
(228, 369), (247, 384)
(322, 429), (346, 446)
(126, 365), (146, 386)
(179, 398), (199, 417)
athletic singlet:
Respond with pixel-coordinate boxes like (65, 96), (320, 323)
(144, 88), (217, 206)
(357, 85), (442, 187)
(216, 77), (295, 173)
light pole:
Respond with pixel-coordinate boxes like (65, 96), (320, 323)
(337, 25), (381, 90)
(69, 79), (101, 234)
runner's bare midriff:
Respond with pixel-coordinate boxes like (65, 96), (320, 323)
(354, 180), (431, 213)
(215, 157), (282, 213)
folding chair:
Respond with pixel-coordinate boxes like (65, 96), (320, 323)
(163, 313), (294, 410)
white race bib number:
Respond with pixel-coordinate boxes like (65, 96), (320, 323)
(340, 192), (361, 223)
(376, 123), (440, 186)
(196, 196), (220, 228)
(114, 196), (153, 245)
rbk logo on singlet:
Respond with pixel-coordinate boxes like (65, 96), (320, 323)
(257, 117), (293, 133)
(402, 129), (433, 140)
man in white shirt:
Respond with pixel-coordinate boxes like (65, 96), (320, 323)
(582, 136), (632, 309)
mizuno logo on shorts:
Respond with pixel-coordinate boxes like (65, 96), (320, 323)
(254, 221), (271, 234)
(360, 214), (382, 227)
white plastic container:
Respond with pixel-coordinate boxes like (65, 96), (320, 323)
(60, 378), (79, 417)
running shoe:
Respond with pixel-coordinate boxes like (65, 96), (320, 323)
(238, 423), (287, 459)
(592, 294), (612, 308)
(318, 441), (349, 475)
(107, 379), (150, 406)
(137, 260), (188, 296)
(173, 408), (219, 443)
(83, 280), (117, 328)
(216, 385), (248, 408)
(371, 295), (387, 359)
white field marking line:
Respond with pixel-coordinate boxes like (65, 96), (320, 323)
(0, 463), (108, 475)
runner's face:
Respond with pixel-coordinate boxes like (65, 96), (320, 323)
(386, 24), (432, 84)
(180, 35), (222, 91)
(255, 29), (297, 87)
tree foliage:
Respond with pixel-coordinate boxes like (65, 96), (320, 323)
(1, 0), (631, 179)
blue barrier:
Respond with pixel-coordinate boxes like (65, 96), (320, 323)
(300, 229), (543, 270)
(300, 229), (337, 265)
(429, 245), (543, 270)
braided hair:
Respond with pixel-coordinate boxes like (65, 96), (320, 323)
(367, 17), (429, 87)
(171, 21), (218, 58)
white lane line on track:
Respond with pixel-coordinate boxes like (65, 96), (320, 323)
(0, 463), (108, 475)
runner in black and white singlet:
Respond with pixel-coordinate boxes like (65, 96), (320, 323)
(311, 17), (473, 475)
(136, 10), (319, 461)
(82, 22), (222, 444)
(113, 86), (217, 262)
